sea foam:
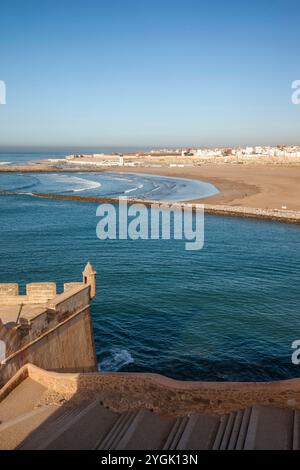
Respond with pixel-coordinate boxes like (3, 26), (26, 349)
(99, 348), (134, 371)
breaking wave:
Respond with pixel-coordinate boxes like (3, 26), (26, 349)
(57, 175), (101, 193)
(124, 187), (138, 194)
(72, 181), (101, 192)
(0, 171), (219, 201)
(99, 348), (134, 371)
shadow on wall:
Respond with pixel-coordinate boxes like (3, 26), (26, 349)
(1, 363), (299, 450)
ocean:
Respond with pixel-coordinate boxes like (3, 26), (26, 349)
(0, 147), (152, 166)
(0, 152), (299, 381)
(0, 172), (218, 202)
(0, 150), (67, 166)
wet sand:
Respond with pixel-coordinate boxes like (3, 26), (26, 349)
(110, 164), (300, 211)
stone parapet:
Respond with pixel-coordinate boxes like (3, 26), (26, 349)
(0, 264), (97, 386)
(2, 364), (300, 417)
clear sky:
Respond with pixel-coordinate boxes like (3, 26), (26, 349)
(1, 0), (300, 148)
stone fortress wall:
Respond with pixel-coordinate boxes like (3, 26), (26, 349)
(0, 262), (299, 418)
(0, 264), (97, 386)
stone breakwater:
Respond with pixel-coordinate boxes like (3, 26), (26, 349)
(204, 204), (300, 224)
(2, 191), (299, 225)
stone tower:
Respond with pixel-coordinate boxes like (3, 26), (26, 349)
(83, 262), (97, 299)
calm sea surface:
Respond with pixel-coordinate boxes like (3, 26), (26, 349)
(0, 151), (300, 380)
(0, 152), (299, 381)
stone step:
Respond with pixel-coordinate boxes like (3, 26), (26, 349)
(163, 417), (189, 450)
(244, 406), (294, 450)
(36, 400), (103, 450)
(235, 408), (251, 450)
(219, 412), (237, 450)
(212, 414), (229, 449)
(216, 409), (252, 450)
(227, 410), (244, 450)
(0, 405), (59, 450)
(176, 414), (220, 450)
(98, 410), (140, 450)
(293, 410), (300, 450)
(44, 403), (118, 450)
(0, 377), (47, 423)
(115, 409), (175, 450)
(19, 401), (98, 450)
(3, 398), (299, 450)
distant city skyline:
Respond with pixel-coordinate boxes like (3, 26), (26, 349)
(0, 0), (300, 147)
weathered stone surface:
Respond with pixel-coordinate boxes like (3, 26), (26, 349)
(0, 265), (97, 386)
(0, 284), (19, 296)
(0, 372), (299, 450)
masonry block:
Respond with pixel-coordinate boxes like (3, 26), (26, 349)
(26, 283), (57, 302)
(0, 284), (19, 296)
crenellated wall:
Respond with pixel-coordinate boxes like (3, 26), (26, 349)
(0, 284), (19, 296)
(0, 265), (97, 386)
(0, 282), (58, 305)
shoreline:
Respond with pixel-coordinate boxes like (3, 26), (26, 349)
(0, 161), (300, 224)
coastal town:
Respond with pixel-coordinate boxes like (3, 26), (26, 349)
(1, 143), (300, 220)
(60, 144), (300, 169)
(1, 0), (300, 453)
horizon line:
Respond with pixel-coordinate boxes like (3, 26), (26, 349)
(0, 142), (299, 151)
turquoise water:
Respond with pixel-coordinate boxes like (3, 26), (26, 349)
(0, 172), (218, 202)
(0, 149), (218, 201)
(0, 193), (299, 381)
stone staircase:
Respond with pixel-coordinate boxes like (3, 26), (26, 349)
(0, 376), (299, 450)
(0, 399), (299, 450)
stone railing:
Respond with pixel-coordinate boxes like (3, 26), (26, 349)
(2, 363), (300, 417)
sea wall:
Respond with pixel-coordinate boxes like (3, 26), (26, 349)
(1, 307), (96, 384)
(3, 364), (300, 417)
(0, 283), (97, 385)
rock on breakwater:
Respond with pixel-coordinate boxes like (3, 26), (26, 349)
(9, 192), (300, 225)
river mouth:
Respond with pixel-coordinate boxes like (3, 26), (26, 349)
(0, 171), (219, 202)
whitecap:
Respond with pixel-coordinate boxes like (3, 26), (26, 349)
(72, 180), (101, 192)
(124, 187), (138, 194)
(59, 175), (101, 192)
(18, 192), (34, 196)
(99, 348), (134, 371)
(41, 174), (101, 193)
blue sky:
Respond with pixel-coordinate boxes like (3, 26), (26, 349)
(0, 0), (300, 148)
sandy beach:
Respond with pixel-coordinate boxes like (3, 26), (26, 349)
(1, 160), (300, 220)
(108, 163), (300, 211)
